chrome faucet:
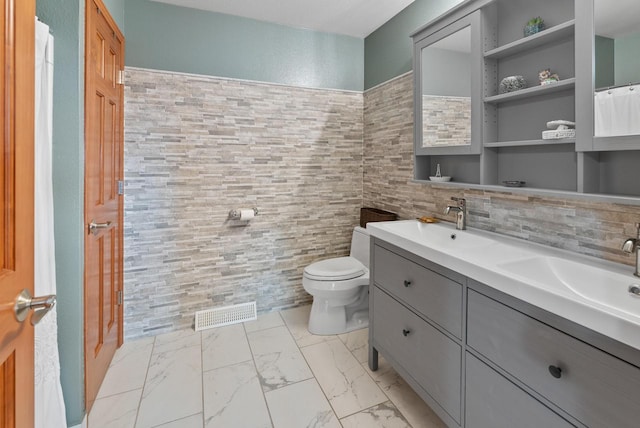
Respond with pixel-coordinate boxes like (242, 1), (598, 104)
(444, 197), (466, 230)
(622, 223), (640, 277)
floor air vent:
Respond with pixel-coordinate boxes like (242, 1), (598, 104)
(195, 301), (257, 331)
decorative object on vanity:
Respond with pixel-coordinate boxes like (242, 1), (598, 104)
(360, 207), (397, 228)
(538, 68), (560, 86)
(429, 163), (452, 182)
(542, 120), (575, 140)
(417, 216), (440, 223)
(523, 16), (545, 37)
(502, 181), (526, 187)
(499, 75), (526, 94)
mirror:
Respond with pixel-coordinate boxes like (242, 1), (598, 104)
(420, 26), (472, 148)
(593, 0), (640, 138)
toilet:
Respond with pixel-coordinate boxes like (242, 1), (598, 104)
(303, 226), (370, 335)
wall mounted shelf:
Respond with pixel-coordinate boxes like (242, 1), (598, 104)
(484, 20), (575, 59)
(485, 78), (575, 104)
(484, 138), (575, 148)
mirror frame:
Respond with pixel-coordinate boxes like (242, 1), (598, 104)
(576, 0), (640, 152)
(414, 10), (483, 156)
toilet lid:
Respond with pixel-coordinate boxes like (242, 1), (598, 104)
(304, 257), (366, 281)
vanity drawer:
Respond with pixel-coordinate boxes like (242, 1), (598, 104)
(373, 244), (463, 338)
(465, 353), (575, 428)
(372, 286), (461, 423)
(467, 290), (640, 428)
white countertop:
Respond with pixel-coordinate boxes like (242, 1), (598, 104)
(367, 220), (640, 352)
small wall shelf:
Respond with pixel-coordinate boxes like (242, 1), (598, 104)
(484, 78), (575, 104)
(484, 138), (575, 148)
(484, 20), (575, 59)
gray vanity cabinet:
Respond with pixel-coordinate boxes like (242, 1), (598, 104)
(467, 289), (640, 428)
(373, 244), (463, 338)
(372, 287), (461, 423)
(369, 237), (640, 428)
(370, 241), (464, 427)
(465, 353), (575, 428)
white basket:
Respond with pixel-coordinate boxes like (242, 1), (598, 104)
(194, 301), (257, 331)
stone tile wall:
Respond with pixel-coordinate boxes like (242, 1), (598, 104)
(422, 95), (471, 147)
(124, 68), (363, 339)
(125, 66), (640, 340)
(364, 72), (640, 267)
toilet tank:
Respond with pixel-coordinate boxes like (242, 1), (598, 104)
(350, 226), (370, 269)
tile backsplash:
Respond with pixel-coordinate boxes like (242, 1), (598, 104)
(124, 68), (363, 339)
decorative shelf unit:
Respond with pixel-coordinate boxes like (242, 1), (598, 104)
(411, 0), (640, 200)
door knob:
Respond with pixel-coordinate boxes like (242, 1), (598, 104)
(14, 289), (56, 325)
(88, 220), (112, 235)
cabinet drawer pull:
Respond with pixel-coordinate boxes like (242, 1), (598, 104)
(403, 280), (412, 287)
(402, 329), (411, 337)
(548, 365), (562, 379)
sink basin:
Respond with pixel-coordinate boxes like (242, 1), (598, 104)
(372, 220), (497, 251)
(498, 256), (640, 316)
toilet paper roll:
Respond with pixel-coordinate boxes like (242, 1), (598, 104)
(239, 209), (255, 221)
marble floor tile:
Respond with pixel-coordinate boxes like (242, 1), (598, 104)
(136, 345), (203, 427)
(97, 338), (154, 399)
(247, 325), (299, 356)
(244, 311), (284, 333)
(253, 349), (313, 392)
(248, 325), (313, 392)
(153, 329), (201, 355)
(202, 360), (271, 428)
(364, 357), (446, 428)
(265, 378), (341, 428)
(89, 389), (141, 428)
(340, 402), (412, 428)
(280, 305), (333, 348)
(201, 324), (252, 372)
(302, 338), (387, 418)
(338, 328), (369, 364)
(153, 413), (203, 428)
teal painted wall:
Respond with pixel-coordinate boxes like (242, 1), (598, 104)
(124, 0), (363, 90)
(103, 0), (125, 33)
(35, 0), (85, 425)
(364, 0), (465, 89)
(595, 35), (615, 88)
(615, 32), (640, 85)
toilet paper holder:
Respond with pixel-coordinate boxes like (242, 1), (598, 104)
(228, 207), (259, 220)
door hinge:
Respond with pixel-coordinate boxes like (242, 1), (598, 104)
(117, 180), (124, 195)
(117, 290), (123, 305)
(117, 70), (124, 85)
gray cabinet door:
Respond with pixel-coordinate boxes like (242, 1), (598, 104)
(467, 290), (640, 428)
(466, 353), (576, 428)
(372, 286), (462, 423)
(373, 244), (463, 338)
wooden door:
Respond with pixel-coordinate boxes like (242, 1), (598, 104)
(0, 0), (36, 426)
(84, 0), (125, 413)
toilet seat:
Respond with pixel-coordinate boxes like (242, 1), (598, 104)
(303, 256), (365, 281)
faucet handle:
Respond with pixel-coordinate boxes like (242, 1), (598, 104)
(450, 197), (466, 206)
